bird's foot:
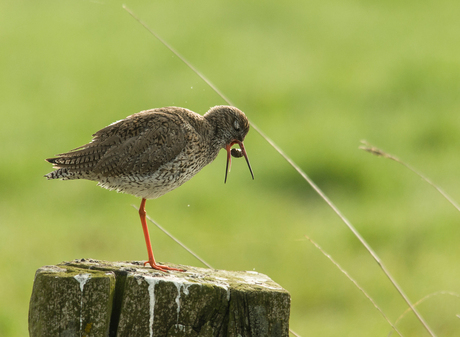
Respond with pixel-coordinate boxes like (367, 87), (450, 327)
(144, 260), (185, 272)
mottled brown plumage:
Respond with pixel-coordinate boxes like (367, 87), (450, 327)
(45, 105), (253, 271)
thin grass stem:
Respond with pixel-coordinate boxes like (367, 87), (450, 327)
(122, 6), (436, 336)
(131, 204), (214, 269)
(360, 140), (460, 213)
(289, 328), (302, 337)
(305, 235), (404, 337)
(387, 291), (460, 337)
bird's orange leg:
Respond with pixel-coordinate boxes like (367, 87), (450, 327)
(139, 198), (184, 272)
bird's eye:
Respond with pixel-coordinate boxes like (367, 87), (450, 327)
(233, 120), (240, 131)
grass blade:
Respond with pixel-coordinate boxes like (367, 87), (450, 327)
(131, 204), (214, 269)
(122, 6), (436, 336)
(360, 140), (460, 213)
(305, 235), (404, 337)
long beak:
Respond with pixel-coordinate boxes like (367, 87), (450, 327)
(225, 140), (254, 183)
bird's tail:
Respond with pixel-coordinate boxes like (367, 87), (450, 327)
(44, 167), (80, 180)
(44, 157), (82, 180)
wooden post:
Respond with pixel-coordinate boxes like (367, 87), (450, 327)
(29, 259), (291, 336)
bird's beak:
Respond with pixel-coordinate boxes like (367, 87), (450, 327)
(225, 140), (254, 183)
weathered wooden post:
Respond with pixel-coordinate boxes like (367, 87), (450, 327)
(29, 259), (291, 336)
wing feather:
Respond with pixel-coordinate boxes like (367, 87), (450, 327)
(47, 109), (187, 177)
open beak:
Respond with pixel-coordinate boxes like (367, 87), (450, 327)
(224, 140), (254, 183)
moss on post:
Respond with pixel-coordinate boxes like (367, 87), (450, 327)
(28, 264), (116, 336)
(29, 259), (290, 336)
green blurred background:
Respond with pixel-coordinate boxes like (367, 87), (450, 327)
(2, 0), (460, 335)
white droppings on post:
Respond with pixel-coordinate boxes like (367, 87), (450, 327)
(74, 273), (91, 292)
(169, 278), (194, 323)
(144, 275), (161, 337)
(74, 273), (91, 336)
(172, 281), (182, 322)
(209, 281), (230, 301)
(222, 283), (231, 301)
(140, 273), (197, 325)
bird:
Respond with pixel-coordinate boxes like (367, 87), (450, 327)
(44, 105), (254, 272)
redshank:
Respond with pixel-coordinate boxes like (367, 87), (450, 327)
(45, 105), (254, 272)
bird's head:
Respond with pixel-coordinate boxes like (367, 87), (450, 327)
(205, 105), (254, 183)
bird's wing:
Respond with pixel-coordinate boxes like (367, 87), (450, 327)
(48, 110), (188, 177)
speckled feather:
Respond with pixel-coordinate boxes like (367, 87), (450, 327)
(45, 105), (250, 199)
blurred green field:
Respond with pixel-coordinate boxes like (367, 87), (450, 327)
(2, 0), (460, 336)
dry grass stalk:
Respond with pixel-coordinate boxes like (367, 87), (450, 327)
(122, 7), (437, 337)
